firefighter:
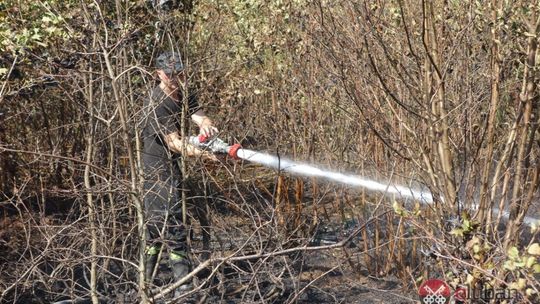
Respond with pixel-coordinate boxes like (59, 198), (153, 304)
(141, 51), (217, 294)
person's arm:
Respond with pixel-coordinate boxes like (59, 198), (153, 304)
(162, 132), (216, 160)
(191, 109), (219, 137)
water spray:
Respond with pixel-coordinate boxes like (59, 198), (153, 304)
(188, 135), (432, 201)
(237, 149), (434, 203)
(188, 136), (539, 227)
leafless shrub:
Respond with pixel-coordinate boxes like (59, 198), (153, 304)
(1, 1), (539, 303)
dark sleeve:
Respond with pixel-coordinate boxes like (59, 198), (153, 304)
(155, 101), (181, 135)
(187, 93), (200, 116)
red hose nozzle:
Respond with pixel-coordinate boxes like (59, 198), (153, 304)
(228, 144), (241, 160)
(198, 134), (209, 143)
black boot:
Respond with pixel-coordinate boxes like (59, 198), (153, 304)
(169, 251), (193, 297)
(145, 246), (160, 283)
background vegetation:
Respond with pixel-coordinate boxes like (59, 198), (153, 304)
(1, 0), (539, 303)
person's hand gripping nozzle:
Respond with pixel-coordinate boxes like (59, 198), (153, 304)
(188, 135), (242, 159)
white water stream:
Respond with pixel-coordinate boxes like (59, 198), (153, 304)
(236, 149), (539, 227)
(237, 149), (433, 202)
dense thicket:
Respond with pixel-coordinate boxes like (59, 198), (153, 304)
(1, 1), (539, 303)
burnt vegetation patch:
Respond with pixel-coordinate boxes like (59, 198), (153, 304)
(1, 0), (540, 303)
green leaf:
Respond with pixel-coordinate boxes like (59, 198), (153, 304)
(526, 256), (536, 268)
(527, 243), (540, 255)
(31, 32), (42, 41)
(450, 228), (464, 237)
(508, 246), (520, 260)
(462, 219), (472, 231)
(504, 260), (516, 271)
(514, 260), (526, 268)
(392, 201), (405, 216)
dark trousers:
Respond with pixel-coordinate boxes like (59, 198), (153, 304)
(142, 138), (188, 253)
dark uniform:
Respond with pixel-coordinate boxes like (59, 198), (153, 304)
(142, 85), (199, 283)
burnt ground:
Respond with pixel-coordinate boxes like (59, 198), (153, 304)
(0, 175), (430, 304)
(4, 194), (537, 304)
(286, 251), (418, 304)
(3, 162), (538, 303)
(135, 249), (419, 304)
(0, 211), (420, 304)
(113, 211), (420, 304)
